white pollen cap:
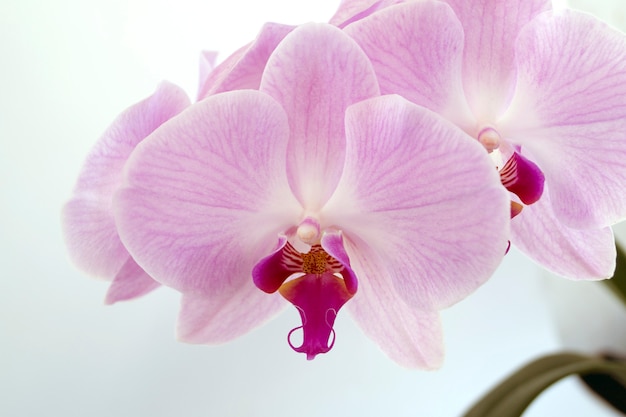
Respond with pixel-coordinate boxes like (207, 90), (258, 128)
(296, 217), (321, 245)
(478, 127), (501, 152)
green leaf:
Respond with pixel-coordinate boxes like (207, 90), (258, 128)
(463, 353), (626, 417)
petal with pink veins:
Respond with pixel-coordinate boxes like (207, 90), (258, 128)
(512, 184), (616, 280)
(114, 90), (302, 295)
(62, 82), (189, 288)
(329, 0), (405, 29)
(344, 237), (444, 369)
(197, 23), (295, 100)
(443, 0), (552, 119)
(324, 95), (510, 310)
(178, 285), (286, 344)
(502, 10), (626, 229)
(345, 1), (475, 131)
(260, 23), (380, 211)
(105, 257), (161, 304)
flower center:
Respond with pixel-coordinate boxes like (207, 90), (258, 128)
(301, 246), (332, 274)
(476, 126), (545, 218)
(252, 229), (358, 360)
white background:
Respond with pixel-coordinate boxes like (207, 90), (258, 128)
(2, 0), (626, 416)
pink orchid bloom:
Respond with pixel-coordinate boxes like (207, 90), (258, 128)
(62, 22), (296, 303)
(62, 82), (190, 303)
(344, 0), (626, 279)
(113, 23), (509, 367)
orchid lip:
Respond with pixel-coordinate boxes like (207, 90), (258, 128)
(252, 233), (357, 360)
(500, 151), (545, 207)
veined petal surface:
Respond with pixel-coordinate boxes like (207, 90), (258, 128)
(105, 257), (161, 304)
(114, 90), (301, 294)
(178, 284), (286, 344)
(197, 23), (294, 100)
(344, 237), (444, 369)
(512, 186), (616, 280)
(62, 82), (190, 278)
(324, 95), (510, 310)
(502, 10), (626, 229)
(329, 0), (406, 28)
(260, 23), (380, 211)
(443, 0), (552, 120)
(345, 1), (475, 131)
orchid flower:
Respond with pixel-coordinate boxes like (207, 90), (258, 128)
(113, 23), (509, 367)
(62, 21), (297, 303)
(61, 82), (190, 303)
(344, 0), (626, 279)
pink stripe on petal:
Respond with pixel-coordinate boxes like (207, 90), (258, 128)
(62, 82), (190, 278)
(105, 257), (161, 304)
(114, 90), (301, 295)
(325, 95), (510, 309)
(178, 287), (286, 345)
(512, 186), (616, 280)
(443, 0), (552, 119)
(346, 1), (475, 130)
(503, 10), (626, 229)
(260, 23), (380, 211)
(197, 23), (294, 100)
(330, 0), (404, 28)
(344, 237), (444, 369)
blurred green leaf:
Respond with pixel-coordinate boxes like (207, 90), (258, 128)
(463, 353), (626, 417)
(581, 354), (626, 414)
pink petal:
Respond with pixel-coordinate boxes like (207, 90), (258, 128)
(503, 10), (626, 229)
(197, 50), (218, 95)
(511, 185), (616, 280)
(197, 23), (294, 100)
(105, 257), (161, 304)
(260, 23), (380, 211)
(345, 1), (475, 130)
(344, 238), (444, 369)
(114, 90), (301, 294)
(62, 82), (190, 278)
(329, 0), (404, 28)
(324, 95), (510, 309)
(443, 0), (552, 119)
(178, 285), (286, 344)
